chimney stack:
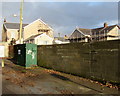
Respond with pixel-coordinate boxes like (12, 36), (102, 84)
(104, 22), (108, 28)
(4, 18), (6, 22)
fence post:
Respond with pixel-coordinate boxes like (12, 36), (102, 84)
(2, 59), (4, 68)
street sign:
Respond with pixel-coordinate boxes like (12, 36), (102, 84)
(0, 46), (5, 58)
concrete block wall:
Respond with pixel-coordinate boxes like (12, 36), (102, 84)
(37, 40), (120, 83)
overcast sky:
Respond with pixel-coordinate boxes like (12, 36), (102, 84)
(1, 2), (118, 39)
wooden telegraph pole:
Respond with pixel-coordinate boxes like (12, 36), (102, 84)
(19, 0), (24, 44)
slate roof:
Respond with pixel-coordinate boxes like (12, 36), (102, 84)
(78, 28), (91, 35)
(4, 22), (28, 29)
(69, 25), (119, 39)
(24, 33), (43, 41)
(92, 25), (117, 35)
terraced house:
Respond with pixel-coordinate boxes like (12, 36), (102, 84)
(68, 23), (120, 42)
(2, 19), (54, 45)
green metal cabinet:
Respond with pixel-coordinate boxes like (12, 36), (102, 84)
(15, 44), (37, 68)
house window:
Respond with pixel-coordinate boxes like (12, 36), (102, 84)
(118, 29), (120, 39)
(11, 32), (15, 39)
(45, 41), (47, 44)
(38, 29), (49, 33)
(43, 41), (48, 44)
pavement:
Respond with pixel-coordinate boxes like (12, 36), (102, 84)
(0, 59), (2, 96)
(1, 59), (120, 95)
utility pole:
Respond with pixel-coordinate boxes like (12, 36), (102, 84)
(19, 0), (24, 44)
(90, 29), (92, 42)
(58, 33), (60, 40)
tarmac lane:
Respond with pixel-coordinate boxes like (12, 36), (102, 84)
(2, 59), (120, 95)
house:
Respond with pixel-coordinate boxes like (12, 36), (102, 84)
(53, 36), (70, 44)
(24, 33), (53, 45)
(53, 39), (69, 44)
(92, 23), (120, 41)
(68, 28), (91, 43)
(23, 19), (54, 40)
(68, 23), (120, 42)
(2, 19), (54, 44)
(2, 22), (28, 44)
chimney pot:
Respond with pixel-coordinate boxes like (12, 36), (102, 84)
(104, 22), (108, 28)
(4, 18), (6, 22)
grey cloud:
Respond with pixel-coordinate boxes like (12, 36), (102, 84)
(1, 2), (118, 37)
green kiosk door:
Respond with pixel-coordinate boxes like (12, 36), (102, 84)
(26, 44), (37, 67)
(16, 44), (37, 68)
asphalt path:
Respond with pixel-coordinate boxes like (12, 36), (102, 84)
(2, 60), (120, 95)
